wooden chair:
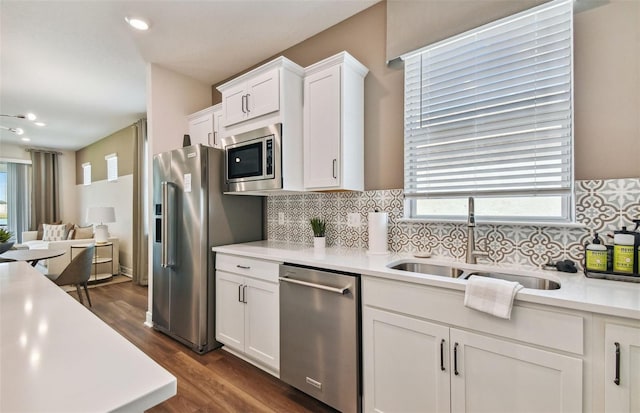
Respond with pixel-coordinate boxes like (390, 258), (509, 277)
(47, 244), (95, 306)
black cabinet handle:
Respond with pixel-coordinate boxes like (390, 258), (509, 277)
(238, 284), (242, 303)
(241, 95), (247, 113)
(615, 342), (620, 385)
(440, 339), (446, 371)
(245, 94), (250, 113)
(454, 342), (459, 376)
(242, 285), (247, 304)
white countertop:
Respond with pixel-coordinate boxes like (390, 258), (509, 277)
(213, 241), (640, 320)
(0, 261), (176, 413)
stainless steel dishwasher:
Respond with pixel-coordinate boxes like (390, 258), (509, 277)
(279, 263), (361, 413)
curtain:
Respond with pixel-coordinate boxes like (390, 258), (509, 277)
(29, 150), (60, 231)
(132, 119), (149, 285)
(7, 162), (31, 243)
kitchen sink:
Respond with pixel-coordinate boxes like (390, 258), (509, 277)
(388, 262), (464, 278)
(465, 271), (561, 290)
(387, 260), (561, 290)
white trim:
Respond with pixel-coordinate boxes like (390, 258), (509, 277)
(398, 217), (586, 228)
(82, 162), (91, 186)
(0, 157), (32, 164)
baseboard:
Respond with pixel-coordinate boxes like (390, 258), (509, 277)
(220, 346), (279, 378)
(144, 311), (153, 328)
(119, 265), (133, 278)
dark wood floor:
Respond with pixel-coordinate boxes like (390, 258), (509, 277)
(74, 281), (337, 413)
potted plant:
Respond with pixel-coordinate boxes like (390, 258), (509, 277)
(310, 218), (326, 250)
(0, 227), (15, 255)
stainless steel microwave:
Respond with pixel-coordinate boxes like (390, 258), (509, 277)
(222, 123), (282, 193)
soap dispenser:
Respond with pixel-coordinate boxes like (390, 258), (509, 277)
(613, 226), (635, 274)
(585, 232), (608, 272)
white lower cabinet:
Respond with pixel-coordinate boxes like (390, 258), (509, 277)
(604, 323), (640, 413)
(450, 329), (582, 413)
(215, 254), (280, 374)
(363, 307), (451, 413)
(363, 277), (583, 413)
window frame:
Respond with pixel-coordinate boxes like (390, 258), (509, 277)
(402, 0), (575, 223)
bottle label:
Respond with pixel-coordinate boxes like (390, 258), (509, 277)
(613, 245), (635, 274)
(586, 250), (608, 272)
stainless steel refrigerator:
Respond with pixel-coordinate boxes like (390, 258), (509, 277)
(152, 144), (263, 353)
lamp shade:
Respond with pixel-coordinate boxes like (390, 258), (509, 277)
(87, 207), (116, 224)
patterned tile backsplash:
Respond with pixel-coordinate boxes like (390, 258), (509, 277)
(266, 178), (640, 270)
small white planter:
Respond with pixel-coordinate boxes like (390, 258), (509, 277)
(313, 237), (326, 250)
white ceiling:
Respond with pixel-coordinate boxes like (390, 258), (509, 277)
(0, 0), (378, 151)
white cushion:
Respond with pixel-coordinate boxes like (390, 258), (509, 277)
(42, 224), (67, 241)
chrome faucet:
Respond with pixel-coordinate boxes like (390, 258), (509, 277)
(466, 197), (489, 264)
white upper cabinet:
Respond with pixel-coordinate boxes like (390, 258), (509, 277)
(187, 103), (223, 149)
(217, 57), (304, 131)
(303, 51), (368, 191)
(212, 105), (224, 149)
(222, 68), (280, 126)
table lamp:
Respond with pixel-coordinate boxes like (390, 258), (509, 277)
(87, 207), (115, 244)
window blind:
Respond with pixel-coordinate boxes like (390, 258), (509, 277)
(403, 0), (573, 199)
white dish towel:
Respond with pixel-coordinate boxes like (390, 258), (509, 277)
(464, 275), (523, 320)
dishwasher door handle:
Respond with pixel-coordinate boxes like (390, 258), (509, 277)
(279, 276), (350, 295)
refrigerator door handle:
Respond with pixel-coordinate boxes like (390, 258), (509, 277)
(161, 181), (176, 268)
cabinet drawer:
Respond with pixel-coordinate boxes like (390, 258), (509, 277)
(216, 253), (281, 283)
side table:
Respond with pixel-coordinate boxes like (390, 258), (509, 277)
(71, 242), (114, 283)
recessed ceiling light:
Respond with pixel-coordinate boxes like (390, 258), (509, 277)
(25, 113), (37, 121)
(125, 16), (149, 31)
(34, 121), (46, 127)
(14, 128), (24, 135)
(21, 137), (31, 142)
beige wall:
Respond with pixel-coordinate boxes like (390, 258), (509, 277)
(148, 63), (213, 156)
(75, 125), (136, 184)
(214, 0), (639, 189)
(573, 0), (640, 180)
(0, 142), (32, 162)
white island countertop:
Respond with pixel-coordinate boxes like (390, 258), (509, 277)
(213, 240), (640, 320)
(0, 261), (176, 413)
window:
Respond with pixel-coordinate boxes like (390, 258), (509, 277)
(82, 162), (91, 186)
(0, 164), (6, 227)
(403, 0), (574, 222)
(105, 153), (118, 182)
(0, 161), (31, 242)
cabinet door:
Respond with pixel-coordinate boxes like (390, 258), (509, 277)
(605, 324), (640, 413)
(244, 277), (279, 371)
(246, 67), (280, 120)
(304, 65), (342, 189)
(222, 83), (248, 126)
(188, 111), (214, 146)
(363, 307), (451, 413)
(212, 108), (224, 149)
(450, 329), (582, 413)
(215, 270), (245, 352)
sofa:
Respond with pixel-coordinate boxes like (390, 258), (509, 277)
(22, 231), (120, 278)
